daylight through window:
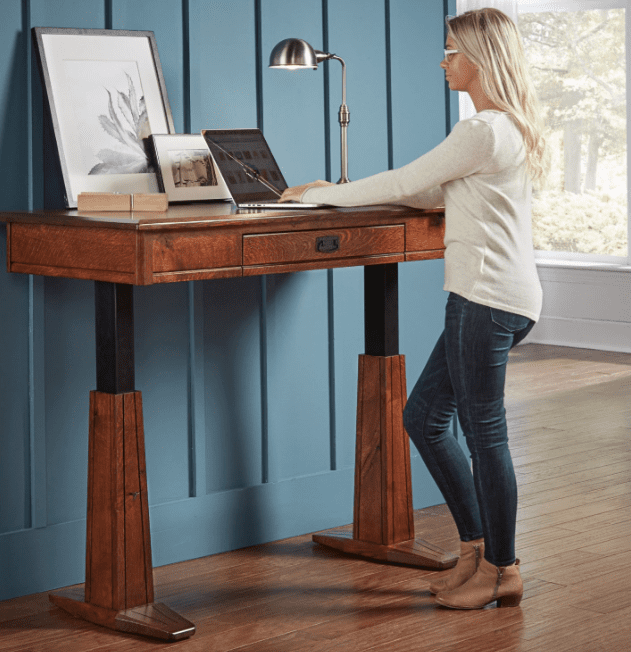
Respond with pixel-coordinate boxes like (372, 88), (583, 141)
(518, 2), (628, 260)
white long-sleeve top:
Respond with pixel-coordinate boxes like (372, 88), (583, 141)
(302, 110), (542, 321)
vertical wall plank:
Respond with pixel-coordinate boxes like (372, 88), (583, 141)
(134, 284), (190, 504)
(43, 278), (95, 525)
(0, 227), (29, 534)
(0, 0), (30, 534)
(31, 0), (105, 26)
(331, 266), (364, 470)
(0, 1), (30, 211)
(111, 0), (185, 132)
(203, 277), (262, 493)
(262, 0), (327, 185)
(188, 0), (258, 130)
(265, 271), (331, 481)
(390, 0), (447, 168)
(327, 0), (389, 181)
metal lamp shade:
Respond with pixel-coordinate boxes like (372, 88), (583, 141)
(269, 38), (318, 69)
(268, 38), (350, 183)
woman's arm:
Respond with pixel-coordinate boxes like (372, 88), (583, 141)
(279, 118), (494, 208)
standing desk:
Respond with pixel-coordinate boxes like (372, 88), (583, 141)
(1, 202), (457, 640)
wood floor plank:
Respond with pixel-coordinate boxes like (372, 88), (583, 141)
(521, 479), (631, 510)
(518, 475), (630, 507)
(522, 549), (628, 586)
(516, 470), (631, 504)
(520, 604), (631, 652)
(576, 530), (631, 556)
(552, 505), (631, 533)
(567, 588), (631, 615)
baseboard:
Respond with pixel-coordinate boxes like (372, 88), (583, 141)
(526, 314), (631, 353)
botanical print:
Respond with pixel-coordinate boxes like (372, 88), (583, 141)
(168, 150), (218, 187)
(64, 60), (155, 175)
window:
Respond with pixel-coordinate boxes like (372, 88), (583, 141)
(518, 0), (630, 265)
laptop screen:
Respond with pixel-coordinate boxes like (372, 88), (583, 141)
(202, 129), (288, 203)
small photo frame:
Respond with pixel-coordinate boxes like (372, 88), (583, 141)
(32, 27), (175, 207)
(150, 134), (231, 202)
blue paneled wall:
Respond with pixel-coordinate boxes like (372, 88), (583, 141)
(0, 0), (453, 601)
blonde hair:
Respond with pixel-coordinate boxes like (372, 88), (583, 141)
(447, 8), (549, 184)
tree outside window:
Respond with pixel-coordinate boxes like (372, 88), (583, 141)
(518, 6), (628, 258)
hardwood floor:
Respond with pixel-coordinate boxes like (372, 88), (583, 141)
(1, 343), (630, 651)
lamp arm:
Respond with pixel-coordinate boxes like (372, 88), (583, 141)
(330, 55), (347, 106)
(313, 51), (350, 184)
(315, 52), (347, 106)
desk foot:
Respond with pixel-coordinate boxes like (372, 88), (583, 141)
(313, 527), (458, 570)
(49, 588), (196, 641)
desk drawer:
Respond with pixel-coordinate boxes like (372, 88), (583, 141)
(153, 232), (241, 271)
(243, 225), (405, 267)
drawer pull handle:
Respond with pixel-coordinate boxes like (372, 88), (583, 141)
(316, 235), (340, 253)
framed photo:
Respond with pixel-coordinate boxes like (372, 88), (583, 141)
(32, 27), (175, 207)
(150, 134), (231, 202)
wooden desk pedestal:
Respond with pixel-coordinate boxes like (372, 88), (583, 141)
(49, 284), (195, 640)
(313, 355), (457, 568)
(50, 390), (194, 640)
(313, 263), (457, 569)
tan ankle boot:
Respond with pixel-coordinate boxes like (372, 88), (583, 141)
(428, 539), (484, 595)
(435, 557), (523, 609)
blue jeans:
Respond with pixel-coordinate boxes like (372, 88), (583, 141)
(403, 293), (534, 566)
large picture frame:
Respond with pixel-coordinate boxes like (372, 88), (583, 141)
(150, 134), (232, 203)
(32, 27), (175, 208)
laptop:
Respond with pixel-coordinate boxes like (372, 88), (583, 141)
(201, 128), (326, 209)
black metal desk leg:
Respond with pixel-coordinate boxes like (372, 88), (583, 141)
(95, 281), (135, 394)
(364, 262), (399, 357)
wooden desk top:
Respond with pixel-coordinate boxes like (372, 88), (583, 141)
(1, 203), (444, 285)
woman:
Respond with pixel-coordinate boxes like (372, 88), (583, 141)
(280, 8), (547, 610)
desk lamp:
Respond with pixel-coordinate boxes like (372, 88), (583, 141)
(269, 38), (350, 184)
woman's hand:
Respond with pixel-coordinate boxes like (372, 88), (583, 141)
(278, 180), (334, 203)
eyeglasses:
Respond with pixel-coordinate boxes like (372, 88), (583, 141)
(443, 49), (460, 62)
